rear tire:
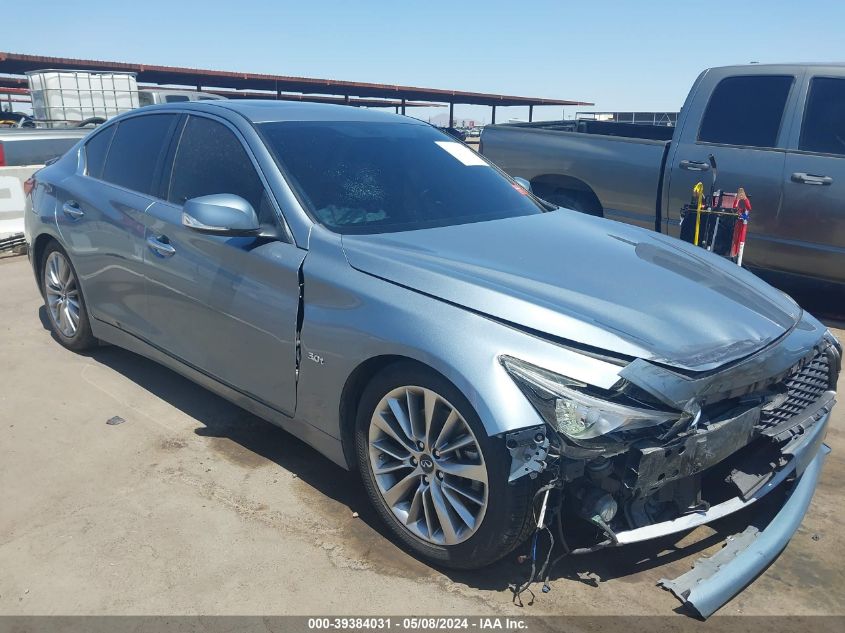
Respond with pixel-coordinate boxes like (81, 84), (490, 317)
(40, 242), (97, 352)
(355, 361), (534, 569)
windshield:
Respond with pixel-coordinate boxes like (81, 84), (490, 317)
(258, 121), (544, 234)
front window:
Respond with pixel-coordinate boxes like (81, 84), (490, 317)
(698, 75), (793, 148)
(258, 121), (544, 234)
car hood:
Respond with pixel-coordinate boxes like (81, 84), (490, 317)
(341, 210), (801, 372)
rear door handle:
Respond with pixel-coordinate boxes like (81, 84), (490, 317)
(679, 160), (711, 172)
(62, 200), (84, 219)
(791, 172), (833, 185)
(146, 235), (176, 258)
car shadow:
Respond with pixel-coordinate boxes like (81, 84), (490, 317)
(32, 306), (811, 602)
(37, 307), (384, 537)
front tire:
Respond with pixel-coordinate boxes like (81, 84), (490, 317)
(41, 243), (97, 352)
(355, 361), (534, 569)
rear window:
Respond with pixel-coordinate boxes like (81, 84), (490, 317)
(799, 77), (845, 155)
(101, 114), (175, 195)
(84, 125), (116, 179)
(698, 75), (793, 148)
(259, 121), (544, 234)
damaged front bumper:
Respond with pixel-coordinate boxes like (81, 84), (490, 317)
(615, 395), (831, 547)
(502, 315), (839, 617)
(659, 430), (830, 619)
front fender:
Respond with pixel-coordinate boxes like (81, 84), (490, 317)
(295, 230), (623, 454)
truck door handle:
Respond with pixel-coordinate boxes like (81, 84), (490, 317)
(791, 172), (833, 186)
(679, 160), (711, 172)
(146, 235), (176, 258)
(62, 200), (84, 219)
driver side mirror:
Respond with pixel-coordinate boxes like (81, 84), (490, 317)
(182, 194), (260, 236)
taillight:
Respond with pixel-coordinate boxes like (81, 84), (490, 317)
(0, 143), (5, 167)
(24, 176), (36, 196)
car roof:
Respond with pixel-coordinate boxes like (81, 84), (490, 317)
(144, 99), (428, 125)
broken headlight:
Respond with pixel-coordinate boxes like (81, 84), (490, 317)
(501, 355), (679, 440)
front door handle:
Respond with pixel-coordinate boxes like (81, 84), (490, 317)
(679, 160), (711, 172)
(62, 200), (84, 219)
(791, 172), (833, 186)
(146, 235), (176, 258)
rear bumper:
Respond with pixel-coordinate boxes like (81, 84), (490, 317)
(655, 411), (831, 618)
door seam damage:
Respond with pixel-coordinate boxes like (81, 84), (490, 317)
(294, 257), (306, 406)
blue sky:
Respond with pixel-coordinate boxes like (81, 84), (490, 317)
(5, 0), (844, 123)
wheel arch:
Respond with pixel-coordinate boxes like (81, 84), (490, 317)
(339, 354), (463, 471)
(31, 232), (59, 296)
(529, 173), (603, 216)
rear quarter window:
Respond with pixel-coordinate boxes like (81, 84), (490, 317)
(698, 75), (794, 148)
(84, 125), (116, 179)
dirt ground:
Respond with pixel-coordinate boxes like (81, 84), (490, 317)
(0, 254), (843, 619)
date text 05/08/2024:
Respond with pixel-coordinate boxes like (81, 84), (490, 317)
(307, 617), (529, 630)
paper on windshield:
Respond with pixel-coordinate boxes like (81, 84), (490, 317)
(435, 141), (489, 167)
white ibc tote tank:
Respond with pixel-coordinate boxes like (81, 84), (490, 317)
(26, 70), (140, 126)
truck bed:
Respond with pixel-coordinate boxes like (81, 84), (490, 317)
(481, 123), (671, 231)
(500, 119), (675, 141)
(0, 128), (88, 167)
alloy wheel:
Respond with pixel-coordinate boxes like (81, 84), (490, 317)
(368, 386), (489, 546)
(44, 251), (81, 338)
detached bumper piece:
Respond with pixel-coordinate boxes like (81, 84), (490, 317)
(658, 439), (830, 619)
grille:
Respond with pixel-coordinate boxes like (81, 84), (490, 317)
(759, 348), (831, 428)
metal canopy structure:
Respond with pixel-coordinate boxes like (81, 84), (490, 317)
(0, 77), (439, 110)
(0, 51), (592, 124)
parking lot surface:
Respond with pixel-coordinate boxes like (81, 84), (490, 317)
(1, 254), (843, 617)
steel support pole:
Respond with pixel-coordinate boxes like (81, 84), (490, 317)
(449, 102), (454, 127)
(401, 98), (406, 115)
(529, 105), (533, 122)
(491, 105), (496, 124)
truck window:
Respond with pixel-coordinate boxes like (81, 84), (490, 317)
(799, 77), (845, 156)
(698, 75), (793, 148)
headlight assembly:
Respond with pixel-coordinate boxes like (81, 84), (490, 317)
(500, 355), (678, 441)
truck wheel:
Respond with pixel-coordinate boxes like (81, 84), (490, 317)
(355, 361), (535, 569)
